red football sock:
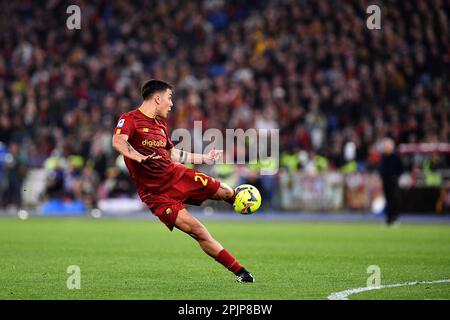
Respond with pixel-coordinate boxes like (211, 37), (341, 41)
(224, 189), (236, 205)
(215, 249), (242, 274)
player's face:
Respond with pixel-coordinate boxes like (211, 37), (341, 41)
(158, 89), (173, 119)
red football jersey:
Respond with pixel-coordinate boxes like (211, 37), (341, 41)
(114, 108), (187, 196)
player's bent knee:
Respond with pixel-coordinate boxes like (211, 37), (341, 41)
(174, 209), (197, 234)
(192, 225), (210, 241)
(185, 218), (208, 240)
(194, 222), (214, 242)
(175, 209), (213, 242)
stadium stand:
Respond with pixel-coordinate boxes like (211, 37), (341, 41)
(0, 0), (449, 212)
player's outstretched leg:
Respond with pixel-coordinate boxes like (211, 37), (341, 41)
(211, 182), (236, 205)
(174, 208), (254, 283)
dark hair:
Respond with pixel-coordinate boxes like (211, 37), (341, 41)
(141, 79), (173, 100)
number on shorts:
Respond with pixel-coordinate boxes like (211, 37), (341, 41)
(194, 172), (209, 186)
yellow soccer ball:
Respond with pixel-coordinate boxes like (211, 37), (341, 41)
(233, 184), (262, 215)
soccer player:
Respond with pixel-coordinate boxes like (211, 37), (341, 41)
(112, 79), (255, 283)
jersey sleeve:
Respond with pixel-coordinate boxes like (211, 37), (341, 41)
(114, 113), (135, 137)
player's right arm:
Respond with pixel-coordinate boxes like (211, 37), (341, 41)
(112, 134), (161, 163)
(112, 134), (144, 163)
(112, 114), (161, 163)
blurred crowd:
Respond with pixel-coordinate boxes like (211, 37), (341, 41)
(0, 0), (449, 209)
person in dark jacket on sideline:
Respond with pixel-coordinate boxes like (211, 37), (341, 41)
(379, 138), (404, 226)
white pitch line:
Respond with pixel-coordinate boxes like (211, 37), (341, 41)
(328, 279), (450, 300)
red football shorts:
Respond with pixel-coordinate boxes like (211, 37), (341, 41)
(141, 168), (221, 231)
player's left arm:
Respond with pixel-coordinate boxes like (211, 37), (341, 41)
(168, 148), (222, 165)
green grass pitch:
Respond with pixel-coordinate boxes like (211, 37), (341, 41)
(0, 216), (449, 300)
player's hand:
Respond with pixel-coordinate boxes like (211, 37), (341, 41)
(204, 149), (223, 165)
(140, 153), (162, 164)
